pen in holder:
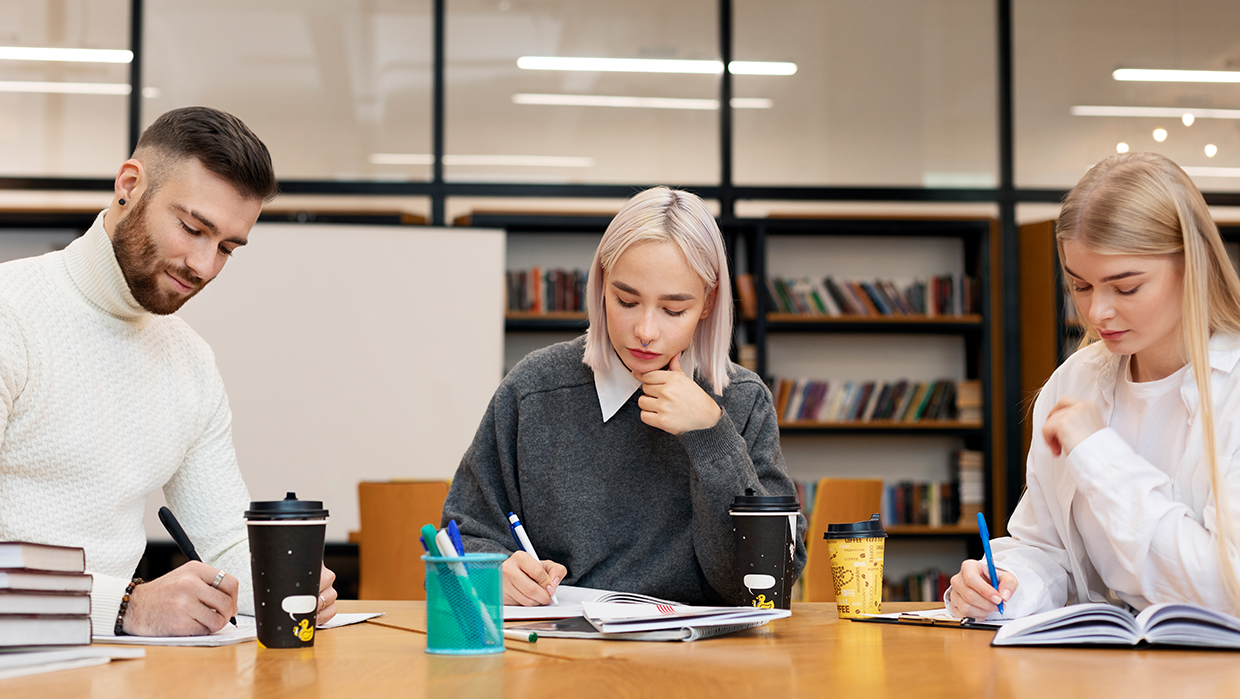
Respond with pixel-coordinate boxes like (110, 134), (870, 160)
(422, 552), (505, 655)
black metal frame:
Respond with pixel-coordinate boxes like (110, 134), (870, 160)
(3, 0), (1239, 525)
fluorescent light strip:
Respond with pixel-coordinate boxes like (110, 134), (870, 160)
(516, 56), (796, 76)
(1113, 69), (1240, 84)
(1182, 166), (1240, 178)
(0, 80), (130, 95)
(1072, 105), (1240, 119)
(369, 154), (595, 168)
(512, 93), (772, 110)
(0, 46), (132, 63)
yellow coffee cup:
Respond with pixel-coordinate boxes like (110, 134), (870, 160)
(822, 514), (886, 619)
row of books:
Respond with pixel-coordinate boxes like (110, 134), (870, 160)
(505, 268), (586, 314)
(881, 482), (964, 528)
(1, 542), (92, 649)
(772, 378), (978, 424)
(761, 274), (980, 317)
(884, 569), (952, 603)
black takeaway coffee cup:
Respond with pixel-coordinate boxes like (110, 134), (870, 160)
(245, 492), (328, 649)
(730, 490), (800, 610)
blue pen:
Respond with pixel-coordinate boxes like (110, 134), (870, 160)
(508, 512), (558, 605)
(447, 520), (465, 556)
(977, 512), (1005, 615)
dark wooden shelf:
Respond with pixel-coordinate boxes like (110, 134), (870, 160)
(886, 524), (980, 537)
(505, 312), (588, 331)
(779, 420), (984, 436)
(763, 313), (983, 335)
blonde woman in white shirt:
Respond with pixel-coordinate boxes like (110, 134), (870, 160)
(949, 151), (1240, 619)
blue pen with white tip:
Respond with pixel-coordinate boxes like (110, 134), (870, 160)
(508, 512), (559, 605)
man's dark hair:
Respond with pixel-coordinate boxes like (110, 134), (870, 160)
(135, 106), (278, 202)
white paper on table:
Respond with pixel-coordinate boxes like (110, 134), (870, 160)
(503, 585), (683, 621)
(0, 646), (145, 679)
(318, 612), (384, 629)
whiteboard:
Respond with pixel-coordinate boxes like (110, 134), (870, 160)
(143, 223), (506, 542)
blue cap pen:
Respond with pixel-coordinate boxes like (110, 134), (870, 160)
(447, 520), (466, 556)
(977, 512), (1004, 615)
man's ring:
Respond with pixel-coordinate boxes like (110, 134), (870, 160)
(210, 570), (226, 588)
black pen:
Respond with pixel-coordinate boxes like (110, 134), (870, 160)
(158, 506), (237, 626)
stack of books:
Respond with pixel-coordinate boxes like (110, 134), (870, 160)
(771, 378), (965, 424)
(505, 267), (586, 314)
(953, 449), (985, 524)
(0, 542), (92, 649)
(764, 274), (980, 317)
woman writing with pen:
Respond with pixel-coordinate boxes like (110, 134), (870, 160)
(442, 187), (807, 606)
(950, 152), (1240, 619)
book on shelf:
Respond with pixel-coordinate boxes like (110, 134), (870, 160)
(764, 274), (980, 317)
(771, 378), (971, 424)
(882, 481), (960, 528)
(952, 449), (985, 525)
(505, 267), (586, 314)
(734, 273), (758, 320)
(992, 602), (1240, 649)
(884, 568), (952, 603)
(0, 542), (91, 649)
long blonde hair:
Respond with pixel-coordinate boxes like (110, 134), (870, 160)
(1057, 151), (1240, 608)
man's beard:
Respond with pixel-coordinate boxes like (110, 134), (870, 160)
(111, 197), (207, 315)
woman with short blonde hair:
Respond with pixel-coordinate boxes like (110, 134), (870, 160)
(444, 186), (805, 607)
(950, 152), (1240, 618)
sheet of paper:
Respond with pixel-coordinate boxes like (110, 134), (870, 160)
(318, 612), (384, 629)
(94, 619), (257, 647)
(502, 585), (619, 620)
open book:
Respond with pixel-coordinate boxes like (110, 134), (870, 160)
(992, 602), (1240, 649)
(510, 615), (774, 642)
(503, 585), (681, 620)
(580, 600), (789, 634)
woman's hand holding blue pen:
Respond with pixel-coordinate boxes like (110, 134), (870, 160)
(635, 353), (722, 436)
(949, 559), (1017, 619)
(502, 551), (566, 606)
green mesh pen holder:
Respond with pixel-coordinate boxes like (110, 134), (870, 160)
(422, 553), (506, 655)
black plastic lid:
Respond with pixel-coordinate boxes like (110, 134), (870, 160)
(245, 492), (329, 521)
(730, 489), (800, 513)
(822, 513), (887, 539)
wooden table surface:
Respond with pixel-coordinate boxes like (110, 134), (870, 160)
(7, 600), (1240, 698)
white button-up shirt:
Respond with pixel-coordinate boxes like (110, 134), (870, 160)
(988, 333), (1240, 618)
(593, 350), (696, 423)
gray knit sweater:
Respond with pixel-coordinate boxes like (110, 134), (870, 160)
(443, 336), (807, 606)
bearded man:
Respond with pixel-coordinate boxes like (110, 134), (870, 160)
(0, 107), (337, 637)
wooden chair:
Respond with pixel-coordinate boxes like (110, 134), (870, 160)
(357, 481), (451, 600)
(801, 477), (884, 602)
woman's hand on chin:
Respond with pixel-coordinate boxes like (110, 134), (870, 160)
(634, 353), (723, 435)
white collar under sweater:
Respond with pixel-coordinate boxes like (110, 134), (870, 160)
(64, 210), (149, 323)
(593, 348), (696, 422)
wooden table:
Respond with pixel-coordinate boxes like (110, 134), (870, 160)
(7, 601), (1240, 698)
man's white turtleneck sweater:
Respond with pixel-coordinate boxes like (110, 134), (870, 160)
(0, 210), (253, 634)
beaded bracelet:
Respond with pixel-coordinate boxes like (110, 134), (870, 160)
(114, 577), (144, 636)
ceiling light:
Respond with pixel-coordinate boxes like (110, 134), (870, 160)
(1071, 105), (1240, 120)
(0, 46), (132, 63)
(1206, 144), (1218, 158)
(1182, 166), (1240, 178)
(516, 56), (796, 76)
(1116, 142), (1130, 153)
(369, 153), (594, 168)
(0, 80), (130, 95)
(1153, 128), (1168, 142)
(1182, 113), (1195, 126)
(512, 93), (772, 110)
(1113, 68), (1240, 83)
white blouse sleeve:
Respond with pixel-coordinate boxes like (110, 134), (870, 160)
(1068, 427), (1240, 614)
